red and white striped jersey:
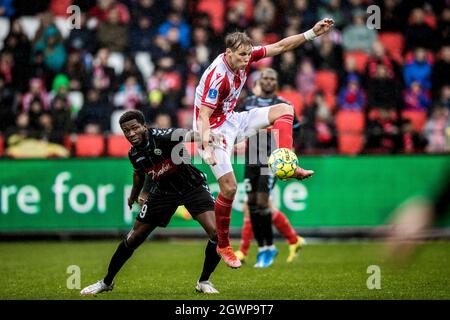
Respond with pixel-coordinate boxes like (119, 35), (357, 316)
(194, 46), (266, 129)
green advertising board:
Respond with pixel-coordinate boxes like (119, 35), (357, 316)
(0, 155), (449, 232)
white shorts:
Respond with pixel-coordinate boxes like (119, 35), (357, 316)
(194, 107), (271, 179)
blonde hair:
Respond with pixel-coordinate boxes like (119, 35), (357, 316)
(225, 32), (252, 51)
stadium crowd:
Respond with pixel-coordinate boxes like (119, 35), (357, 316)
(0, 0), (449, 158)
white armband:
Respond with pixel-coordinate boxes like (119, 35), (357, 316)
(303, 28), (317, 41)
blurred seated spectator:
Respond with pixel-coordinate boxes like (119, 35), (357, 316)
(342, 9), (377, 53)
(364, 108), (400, 154)
(274, 51), (297, 89)
(89, 0), (130, 25)
(317, 0), (345, 30)
(0, 51), (14, 86)
(158, 11), (191, 50)
(22, 78), (50, 112)
(292, 0), (317, 30)
(403, 81), (431, 112)
(29, 49), (54, 89)
(64, 49), (89, 93)
(403, 47), (432, 92)
(0, 0), (15, 17)
(424, 105), (450, 153)
(50, 95), (72, 145)
(365, 41), (400, 82)
(434, 85), (450, 111)
(312, 32), (343, 72)
(153, 112), (172, 128)
(76, 88), (113, 133)
(432, 45), (450, 98)
(405, 7), (439, 51)
(400, 119), (427, 154)
(437, 7), (450, 44)
(66, 11), (97, 54)
(337, 74), (366, 111)
(131, 0), (168, 29)
(89, 47), (117, 96)
(367, 64), (399, 111)
(296, 59), (316, 99)
(32, 26), (67, 73)
(113, 75), (145, 110)
(119, 56), (145, 89)
(96, 7), (128, 53)
(0, 73), (17, 133)
(129, 15), (154, 54)
(379, 0), (404, 32)
(253, 0), (276, 30)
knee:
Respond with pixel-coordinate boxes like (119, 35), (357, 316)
(208, 228), (218, 242)
(281, 103), (294, 116)
(125, 230), (146, 250)
(256, 198), (269, 209)
(221, 182), (237, 199)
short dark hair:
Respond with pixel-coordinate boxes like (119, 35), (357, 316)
(225, 32), (252, 51)
(119, 110), (145, 126)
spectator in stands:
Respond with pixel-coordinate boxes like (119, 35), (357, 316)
(378, 0), (404, 32)
(89, 0), (130, 25)
(342, 9), (377, 53)
(49, 95), (72, 145)
(403, 81), (431, 112)
(403, 47), (432, 91)
(153, 112), (172, 128)
(190, 27), (213, 73)
(32, 26), (67, 73)
(89, 47), (117, 96)
(317, 0), (345, 30)
(158, 11), (191, 50)
(22, 78), (50, 112)
(366, 41), (400, 82)
(365, 108), (400, 154)
(0, 50), (14, 86)
(129, 15), (154, 54)
(437, 7), (450, 44)
(367, 64), (399, 111)
(432, 45), (450, 98)
(312, 32), (343, 72)
(0, 73), (17, 133)
(28, 98), (47, 132)
(76, 88), (113, 133)
(404, 7), (439, 51)
(434, 85), (450, 111)
(119, 56), (145, 89)
(113, 75), (144, 110)
(292, 0), (317, 30)
(296, 59), (316, 98)
(64, 49), (89, 93)
(424, 105), (450, 153)
(3, 19), (32, 91)
(274, 51), (297, 89)
(97, 7), (128, 52)
(337, 74), (366, 111)
(0, 0), (15, 17)
(400, 119), (426, 154)
(66, 11), (97, 54)
(253, 0), (276, 30)
(130, 0), (168, 28)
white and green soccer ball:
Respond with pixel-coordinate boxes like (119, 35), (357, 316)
(268, 148), (298, 180)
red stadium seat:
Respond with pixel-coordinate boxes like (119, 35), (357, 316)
(335, 110), (365, 133)
(344, 51), (369, 73)
(0, 135), (4, 157)
(401, 110), (427, 132)
(75, 134), (105, 157)
(315, 70), (338, 95)
(278, 89), (304, 120)
(107, 135), (130, 157)
(338, 133), (364, 155)
(378, 32), (404, 64)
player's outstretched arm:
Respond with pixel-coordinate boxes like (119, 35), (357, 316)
(264, 18), (334, 57)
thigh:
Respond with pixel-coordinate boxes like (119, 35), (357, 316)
(183, 184), (216, 218)
(241, 107), (271, 138)
(137, 192), (180, 228)
(210, 147), (234, 180)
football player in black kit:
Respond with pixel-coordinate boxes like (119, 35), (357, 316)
(81, 110), (222, 295)
(235, 68), (306, 268)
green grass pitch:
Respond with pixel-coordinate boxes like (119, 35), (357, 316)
(0, 240), (449, 300)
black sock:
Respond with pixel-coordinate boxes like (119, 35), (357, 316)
(199, 239), (221, 282)
(261, 210), (274, 246)
(249, 206), (265, 247)
(103, 240), (134, 286)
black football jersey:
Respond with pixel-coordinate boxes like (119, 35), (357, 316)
(237, 95), (300, 167)
(128, 128), (207, 195)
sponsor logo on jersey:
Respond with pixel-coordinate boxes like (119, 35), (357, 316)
(208, 88), (218, 99)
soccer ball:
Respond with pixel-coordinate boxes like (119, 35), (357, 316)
(268, 148), (298, 180)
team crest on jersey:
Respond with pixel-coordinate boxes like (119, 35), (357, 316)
(154, 148), (162, 155)
(208, 88), (218, 99)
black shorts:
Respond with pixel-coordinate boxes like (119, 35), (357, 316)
(244, 165), (276, 195)
(136, 182), (215, 227)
